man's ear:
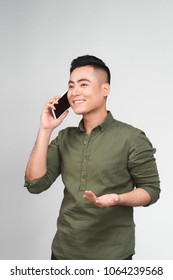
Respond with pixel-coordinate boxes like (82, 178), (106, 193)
(103, 83), (110, 97)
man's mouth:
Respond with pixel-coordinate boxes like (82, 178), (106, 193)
(73, 99), (85, 104)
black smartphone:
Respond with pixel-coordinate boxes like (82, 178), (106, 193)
(52, 92), (70, 119)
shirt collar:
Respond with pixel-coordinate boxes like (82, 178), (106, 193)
(78, 111), (114, 132)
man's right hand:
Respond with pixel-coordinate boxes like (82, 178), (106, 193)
(25, 96), (69, 181)
(40, 96), (69, 131)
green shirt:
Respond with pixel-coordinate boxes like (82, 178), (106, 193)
(25, 112), (160, 259)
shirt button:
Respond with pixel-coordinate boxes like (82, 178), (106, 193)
(83, 158), (87, 163)
(81, 178), (85, 183)
(83, 140), (87, 145)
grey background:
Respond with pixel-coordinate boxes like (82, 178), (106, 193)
(0, 0), (172, 259)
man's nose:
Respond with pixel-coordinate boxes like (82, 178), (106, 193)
(72, 86), (80, 96)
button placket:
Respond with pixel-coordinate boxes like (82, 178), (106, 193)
(79, 134), (90, 191)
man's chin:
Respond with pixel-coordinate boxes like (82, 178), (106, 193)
(72, 109), (84, 115)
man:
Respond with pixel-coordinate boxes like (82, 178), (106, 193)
(24, 55), (160, 260)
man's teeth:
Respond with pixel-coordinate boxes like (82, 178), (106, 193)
(74, 100), (85, 104)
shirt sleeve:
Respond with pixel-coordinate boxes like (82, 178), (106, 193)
(24, 136), (61, 194)
(128, 131), (160, 205)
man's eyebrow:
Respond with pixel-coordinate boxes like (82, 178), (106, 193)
(68, 80), (74, 85)
(78, 78), (91, 83)
(68, 78), (91, 84)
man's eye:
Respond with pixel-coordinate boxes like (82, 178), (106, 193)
(68, 85), (74, 89)
(81, 83), (88, 87)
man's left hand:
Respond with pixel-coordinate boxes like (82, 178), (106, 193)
(83, 190), (120, 207)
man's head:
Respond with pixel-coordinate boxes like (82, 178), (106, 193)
(70, 55), (111, 84)
(67, 55), (111, 117)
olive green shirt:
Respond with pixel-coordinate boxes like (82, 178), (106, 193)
(25, 112), (160, 259)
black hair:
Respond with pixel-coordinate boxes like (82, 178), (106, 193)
(70, 55), (111, 84)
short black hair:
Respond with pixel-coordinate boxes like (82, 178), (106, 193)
(70, 55), (111, 84)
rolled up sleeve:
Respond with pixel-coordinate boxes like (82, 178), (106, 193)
(24, 136), (61, 194)
(128, 131), (160, 205)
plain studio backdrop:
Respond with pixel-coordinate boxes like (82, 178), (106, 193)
(0, 0), (172, 260)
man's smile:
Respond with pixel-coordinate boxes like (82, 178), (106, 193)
(73, 99), (86, 104)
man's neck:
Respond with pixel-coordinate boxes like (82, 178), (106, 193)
(83, 110), (108, 135)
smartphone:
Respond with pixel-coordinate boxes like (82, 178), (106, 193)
(52, 92), (70, 119)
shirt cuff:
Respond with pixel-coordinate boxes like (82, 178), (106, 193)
(24, 174), (51, 194)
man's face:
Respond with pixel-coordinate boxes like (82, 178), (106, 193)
(67, 65), (110, 116)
